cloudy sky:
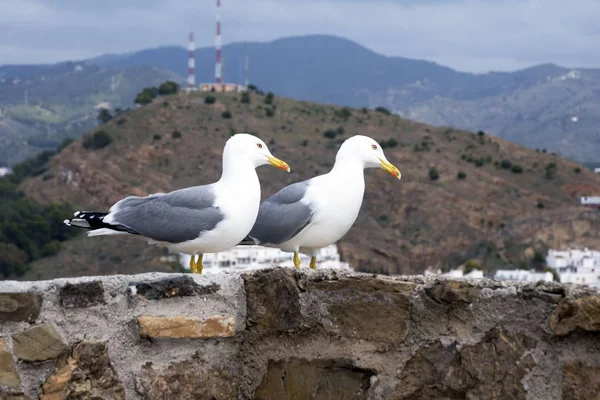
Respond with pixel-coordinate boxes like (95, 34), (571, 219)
(1, 0), (599, 73)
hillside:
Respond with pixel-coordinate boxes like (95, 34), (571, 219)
(16, 90), (600, 279)
(0, 62), (182, 166)
(88, 35), (600, 162)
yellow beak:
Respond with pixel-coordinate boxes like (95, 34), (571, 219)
(379, 158), (401, 180)
(267, 156), (291, 173)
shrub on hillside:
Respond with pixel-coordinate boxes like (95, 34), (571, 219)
(204, 95), (216, 104)
(574, 167), (581, 173)
(477, 130), (485, 137)
(511, 164), (523, 173)
(429, 167), (439, 181)
(457, 171), (467, 180)
(172, 130), (182, 139)
(221, 110), (232, 119)
(323, 130), (337, 139)
(265, 108), (274, 117)
(500, 160), (512, 169)
(97, 108), (112, 124)
(157, 80), (179, 96)
(463, 259), (482, 274)
(544, 162), (557, 179)
(375, 106), (391, 115)
(336, 107), (352, 120)
(240, 92), (251, 104)
(134, 87), (158, 105)
(264, 92), (274, 105)
(82, 130), (112, 150)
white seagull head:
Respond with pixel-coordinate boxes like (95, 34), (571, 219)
(224, 133), (290, 172)
(336, 135), (401, 180)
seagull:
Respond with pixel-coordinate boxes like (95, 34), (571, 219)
(240, 134), (401, 269)
(63, 133), (290, 274)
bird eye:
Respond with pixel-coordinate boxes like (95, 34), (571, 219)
(372, 144), (377, 150)
(257, 143), (263, 149)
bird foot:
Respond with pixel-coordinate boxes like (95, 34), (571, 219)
(293, 252), (301, 269)
(189, 254), (204, 274)
(310, 256), (317, 270)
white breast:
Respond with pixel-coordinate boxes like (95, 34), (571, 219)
(278, 171), (365, 252)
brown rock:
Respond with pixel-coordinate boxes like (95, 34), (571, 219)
(562, 361), (600, 400)
(137, 315), (236, 339)
(0, 389), (28, 400)
(395, 327), (536, 399)
(254, 358), (374, 400)
(40, 341), (125, 400)
(426, 281), (480, 304)
(0, 293), (41, 323)
(550, 295), (600, 336)
(12, 323), (66, 362)
(59, 281), (105, 308)
(136, 359), (237, 400)
(242, 268), (302, 332)
(129, 275), (220, 300)
(0, 338), (20, 390)
(307, 277), (415, 342)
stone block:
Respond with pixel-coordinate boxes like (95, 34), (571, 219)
(40, 341), (125, 400)
(254, 358), (374, 400)
(550, 295), (600, 336)
(136, 360), (236, 400)
(129, 275), (220, 300)
(426, 281), (480, 304)
(562, 361), (600, 400)
(0, 338), (20, 390)
(12, 323), (66, 362)
(307, 277), (414, 342)
(0, 293), (41, 323)
(137, 315), (236, 339)
(59, 281), (105, 308)
(243, 268), (302, 332)
(395, 327), (536, 399)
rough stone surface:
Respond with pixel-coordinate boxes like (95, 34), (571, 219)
(59, 280), (105, 308)
(12, 323), (66, 362)
(562, 361), (600, 400)
(306, 277), (414, 342)
(136, 359), (237, 400)
(40, 341), (125, 400)
(395, 327), (536, 399)
(0, 293), (41, 323)
(243, 268), (302, 332)
(0, 268), (598, 399)
(254, 358), (374, 400)
(550, 295), (600, 335)
(129, 275), (220, 300)
(426, 280), (481, 304)
(0, 338), (20, 390)
(137, 315), (236, 339)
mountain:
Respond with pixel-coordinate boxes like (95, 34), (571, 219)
(15, 90), (600, 280)
(0, 62), (183, 166)
(88, 35), (600, 162)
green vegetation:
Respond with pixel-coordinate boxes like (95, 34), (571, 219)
(0, 149), (79, 278)
(375, 106), (391, 115)
(544, 162), (557, 179)
(457, 171), (467, 180)
(221, 110), (232, 119)
(429, 167), (439, 181)
(380, 138), (398, 149)
(500, 160), (512, 169)
(574, 167), (581, 173)
(477, 130), (485, 137)
(172, 130), (182, 139)
(204, 95), (216, 104)
(97, 108), (113, 124)
(264, 92), (275, 105)
(240, 92), (251, 104)
(335, 107), (352, 120)
(82, 130), (112, 150)
(134, 87), (158, 105)
(511, 164), (523, 173)
(265, 108), (274, 117)
(463, 259), (482, 274)
(157, 81), (179, 96)
(323, 130), (337, 139)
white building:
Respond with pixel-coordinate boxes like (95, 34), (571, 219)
(179, 244), (351, 275)
(424, 267), (483, 279)
(494, 269), (554, 283)
(0, 167), (11, 177)
(546, 248), (600, 287)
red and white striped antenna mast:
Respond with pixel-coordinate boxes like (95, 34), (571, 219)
(215, 0), (222, 84)
(187, 31), (196, 91)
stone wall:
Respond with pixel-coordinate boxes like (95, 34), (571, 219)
(0, 267), (599, 399)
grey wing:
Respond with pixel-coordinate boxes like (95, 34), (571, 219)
(248, 181), (314, 245)
(108, 185), (224, 243)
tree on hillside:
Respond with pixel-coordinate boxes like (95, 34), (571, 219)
(135, 87), (158, 105)
(158, 81), (180, 96)
(97, 108), (113, 124)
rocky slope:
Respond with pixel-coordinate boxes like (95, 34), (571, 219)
(18, 90), (600, 278)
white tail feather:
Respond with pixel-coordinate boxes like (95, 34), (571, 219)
(87, 228), (130, 237)
(68, 218), (91, 228)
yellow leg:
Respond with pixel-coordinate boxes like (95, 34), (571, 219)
(189, 255), (197, 274)
(310, 256), (317, 270)
(196, 253), (204, 274)
(293, 252), (301, 269)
